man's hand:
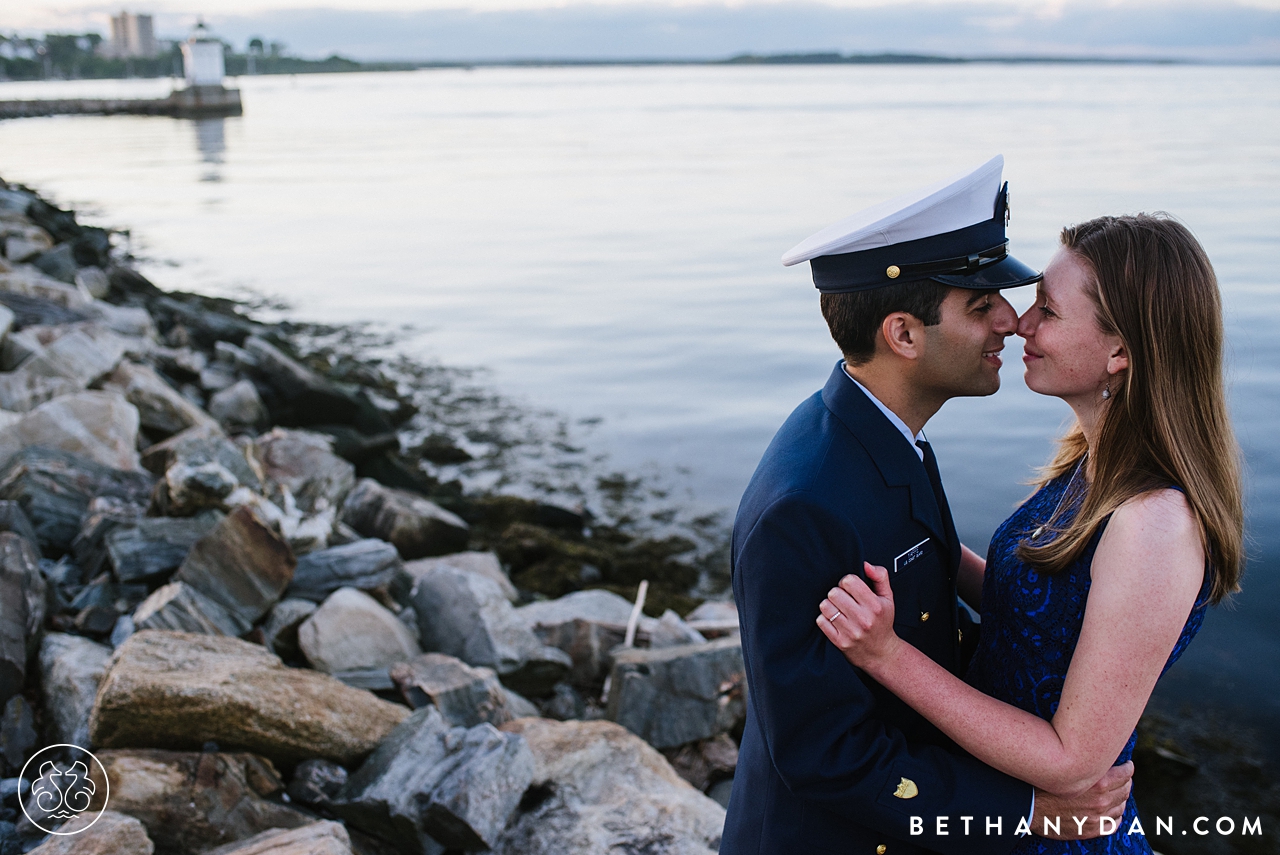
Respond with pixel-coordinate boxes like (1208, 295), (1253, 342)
(1031, 761), (1134, 840)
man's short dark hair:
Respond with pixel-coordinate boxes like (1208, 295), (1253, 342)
(820, 280), (949, 366)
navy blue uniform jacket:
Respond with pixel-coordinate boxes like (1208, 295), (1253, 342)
(720, 363), (1031, 855)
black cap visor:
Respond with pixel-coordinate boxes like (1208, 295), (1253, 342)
(931, 252), (1042, 290)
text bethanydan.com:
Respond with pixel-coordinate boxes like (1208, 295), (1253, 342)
(910, 815), (1263, 838)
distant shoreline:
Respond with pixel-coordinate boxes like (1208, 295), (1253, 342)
(3, 50), (1277, 85)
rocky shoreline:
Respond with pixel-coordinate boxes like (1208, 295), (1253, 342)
(0, 176), (1276, 855)
(0, 177), (738, 854)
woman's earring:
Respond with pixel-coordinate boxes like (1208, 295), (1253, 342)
(1101, 382), (1112, 400)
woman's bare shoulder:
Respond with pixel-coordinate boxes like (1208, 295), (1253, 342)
(1097, 488), (1203, 582)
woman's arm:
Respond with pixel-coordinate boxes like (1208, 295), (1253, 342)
(818, 488), (1205, 795)
(956, 543), (985, 611)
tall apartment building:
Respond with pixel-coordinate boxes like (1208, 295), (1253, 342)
(105, 12), (159, 58)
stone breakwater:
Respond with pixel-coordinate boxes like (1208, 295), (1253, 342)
(0, 178), (741, 854)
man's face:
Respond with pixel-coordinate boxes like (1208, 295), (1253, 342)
(915, 287), (1018, 400)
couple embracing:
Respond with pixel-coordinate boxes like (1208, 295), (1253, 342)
(720, 156), (1243, 855)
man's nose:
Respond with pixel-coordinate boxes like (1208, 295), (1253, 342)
(991, 293), (1018, 334)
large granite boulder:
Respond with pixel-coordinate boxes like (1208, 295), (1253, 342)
(341, 479), (468, 560)
(605, 637), (746, 749)
(204, 821), (354, 855)
(0, 391), (141, 471)
(27, 809), (153, 854)
(89, 631), (410, 766)
(334, 706), (535, 854)
(172, 506), (296, 634)
(82, 749), (311, 855)
(412, 564), (570, 697)
(38, 632), (113, 748)
(493, 718), (725, 854)
(297, 587), (421, 675)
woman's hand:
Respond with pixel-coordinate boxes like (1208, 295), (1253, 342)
(817, 562), (903, 671)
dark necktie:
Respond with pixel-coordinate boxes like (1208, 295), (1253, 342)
(917, 439), (959, 569)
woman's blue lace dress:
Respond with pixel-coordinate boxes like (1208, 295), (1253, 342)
(965, 467), (1212, 854)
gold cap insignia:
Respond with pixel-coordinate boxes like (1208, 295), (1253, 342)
(892, 777), (919, 799)
(886, 265), (901, 279)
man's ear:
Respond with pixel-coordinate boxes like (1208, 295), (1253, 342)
(1106, 339), (1129, 376)
(880, 312), (924, 360)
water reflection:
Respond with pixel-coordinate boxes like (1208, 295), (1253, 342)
(192, 118), (225, 182)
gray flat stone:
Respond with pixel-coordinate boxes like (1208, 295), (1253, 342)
(405, 551), (516, 603)
(298, 588), (421, 674)
(389, 653), (512, 728)
(605, 637), (747, 750)
(412, 563), (570, 697)
(132, 580), (247, 636)
(0, 391), (141, 471)
(341, 478), (468, 560)
(99, 361), (218, 438)
(493, 718), (725, 855)
(209, 379), (268, 432)
(105, 511), (223, 583)
(287, 538), (404, 603)
(335, 706), (534, 854)
(0, 447), (153, 554)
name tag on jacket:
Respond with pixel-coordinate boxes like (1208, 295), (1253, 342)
(893, 538), (934, 573)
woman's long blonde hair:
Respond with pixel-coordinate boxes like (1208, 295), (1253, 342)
(1016, 214), (1243, 603)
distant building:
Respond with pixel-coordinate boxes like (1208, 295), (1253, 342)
(103, 12), (159, 58)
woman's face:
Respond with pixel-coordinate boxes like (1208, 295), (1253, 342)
(1017, 249), (1124, 402)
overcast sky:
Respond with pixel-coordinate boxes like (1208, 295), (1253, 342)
(7, 0), (1280, 61)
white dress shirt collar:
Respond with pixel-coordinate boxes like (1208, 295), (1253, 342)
(841, 364), (925, 461)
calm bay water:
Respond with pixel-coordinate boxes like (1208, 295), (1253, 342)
(1, 64), (1277, 744)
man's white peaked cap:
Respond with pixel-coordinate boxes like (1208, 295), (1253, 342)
(782, 156), (1005, 267)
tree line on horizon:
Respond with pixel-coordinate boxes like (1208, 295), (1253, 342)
(0, 32), (382, 82)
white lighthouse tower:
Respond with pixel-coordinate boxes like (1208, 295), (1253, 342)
(172, 18), (243, 117)
(181, 19), (225, 86)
